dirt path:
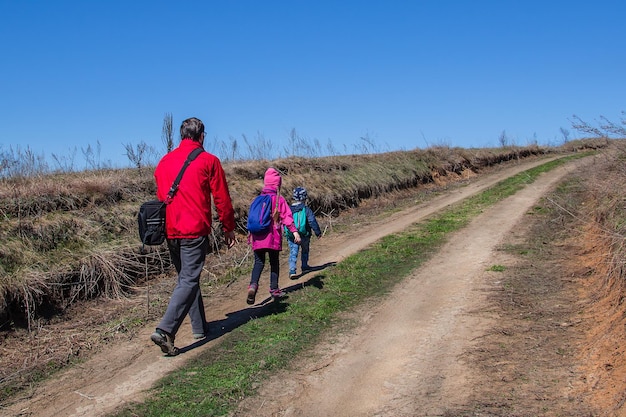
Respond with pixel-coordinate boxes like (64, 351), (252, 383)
(4, 155), (589, 417)
(233, 156), (595, 417)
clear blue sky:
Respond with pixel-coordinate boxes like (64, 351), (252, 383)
(1, 1), (625, 168)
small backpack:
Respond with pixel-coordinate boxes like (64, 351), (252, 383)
(138, 200), (167, 246)
(247, 194), (275, 234)
(284, 207), (308, 240)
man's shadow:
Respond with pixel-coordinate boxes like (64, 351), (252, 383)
(177, 261), (336, 354)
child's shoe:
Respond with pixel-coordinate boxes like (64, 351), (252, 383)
(246, 284), (258, 305)
(270, 288), (287, 300)
(289, 269), (297, 279)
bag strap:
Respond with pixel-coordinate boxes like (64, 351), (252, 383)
(166, 148), (203, 203)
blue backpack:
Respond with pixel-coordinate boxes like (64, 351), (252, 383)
(247, 194), (275, 234)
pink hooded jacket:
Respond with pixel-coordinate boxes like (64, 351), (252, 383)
(248, 168), (297, 251)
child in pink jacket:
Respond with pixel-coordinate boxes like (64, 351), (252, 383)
(247, 168), (301, 304)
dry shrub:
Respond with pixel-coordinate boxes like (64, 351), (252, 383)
(0, 245), (170, 331)
(568, 142), (626, 413)
(581, 144), (626, 299)
(0, 168), (153, 218)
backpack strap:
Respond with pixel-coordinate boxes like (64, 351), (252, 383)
(272, 186), (281, 223)
(166, 148), (203, 203)
(260, 187), (281, 217)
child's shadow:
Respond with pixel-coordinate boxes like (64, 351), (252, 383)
(289, 261), (337, 280)
(178, 262), (336, 354)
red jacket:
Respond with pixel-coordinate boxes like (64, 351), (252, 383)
(154, 139), (235, 239)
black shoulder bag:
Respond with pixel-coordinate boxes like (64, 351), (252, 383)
(138, 148), (203, 247)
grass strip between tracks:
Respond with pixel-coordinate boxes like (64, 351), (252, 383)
(115, 154), (586, 417)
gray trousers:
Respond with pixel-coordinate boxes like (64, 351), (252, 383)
(157, 236), (208, 337)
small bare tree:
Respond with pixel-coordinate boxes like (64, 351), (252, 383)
(559, 127), (570, 143)
(162, 112), (174, 153)
(498, 130), (508, 147)
(230, 136), (238, 160)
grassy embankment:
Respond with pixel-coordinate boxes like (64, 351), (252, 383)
(1, 143), (581, 328)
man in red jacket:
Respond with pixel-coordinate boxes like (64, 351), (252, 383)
(150, 117), (236, 356)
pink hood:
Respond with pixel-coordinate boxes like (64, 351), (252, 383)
(263, 167), (282, 191)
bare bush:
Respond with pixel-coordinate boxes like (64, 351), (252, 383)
(0, 146), (16, 177)
(124, 141), (158, 169)
(51, 147), (77, 173)
(570, 112), (626, 139)
(354, 131), (384, 154)
(81, 140), (112, 170)
(207, 135), (240, 162)
(598, 113), (626, 137)
(285, 128), (323, 158)
(0, 145), (48, 178)
(242, 132), (274, 160)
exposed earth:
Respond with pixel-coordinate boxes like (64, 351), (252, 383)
(3, 153), (623, 416)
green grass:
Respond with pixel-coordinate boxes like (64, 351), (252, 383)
(114, 153), (587, 417)
(488, 264), (507, 272)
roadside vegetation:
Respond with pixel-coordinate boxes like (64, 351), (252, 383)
(2, 142), (594, 330)
(0, 137), (612, 408)
(565, 144), (626, 413)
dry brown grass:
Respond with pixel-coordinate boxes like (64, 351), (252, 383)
(0, 141), (608, 333)
(0, 138), (616, 403)
(553, 141), (626, 414)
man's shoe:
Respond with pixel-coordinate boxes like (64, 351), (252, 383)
(150, 329), (179, 356)
(246, 284), (258, 305)
(289, 269), (297, 279)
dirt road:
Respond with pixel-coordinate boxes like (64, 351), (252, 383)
(4, 155), (591, 417)
(233, 156), (596, 417)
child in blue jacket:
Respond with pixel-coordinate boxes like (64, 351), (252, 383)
(285, 187), (322, 278)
